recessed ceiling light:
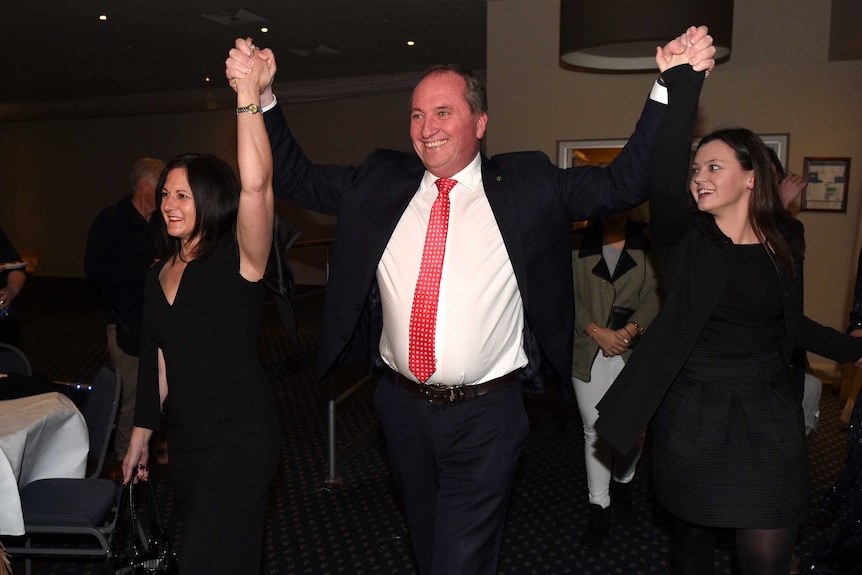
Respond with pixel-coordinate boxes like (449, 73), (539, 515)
(407, 40), (415, 47)
(99, 14), (108, 21)
(260, 27), (269, 33)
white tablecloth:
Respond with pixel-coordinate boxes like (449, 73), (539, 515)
(0, 392), (88, 535)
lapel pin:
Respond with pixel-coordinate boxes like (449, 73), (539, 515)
(496, 176), (502, 182)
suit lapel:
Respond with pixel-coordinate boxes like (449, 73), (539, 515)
(482, 157), (528, 300)
(369, 165), (426, 264)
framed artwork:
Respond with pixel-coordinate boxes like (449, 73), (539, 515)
(801, 157), (851, 213)
(557, 139), (628, 169)
(756, 134), (790, 170)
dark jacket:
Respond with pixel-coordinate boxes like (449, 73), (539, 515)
(263, 66), (701, 392)
(84, 195), (158, 325)
(848, 248), (862, 334)
(596, 68), (862, 454)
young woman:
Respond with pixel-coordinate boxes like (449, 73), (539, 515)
(122, 47), (280, 574)
(596, 66), (862, 574)
(571, 211), (660, 546)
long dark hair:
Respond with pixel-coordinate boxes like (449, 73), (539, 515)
(694, 128), (799, 276)
(154, 153), (239, 261)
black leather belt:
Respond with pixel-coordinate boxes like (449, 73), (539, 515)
(384, 368), (519, 403)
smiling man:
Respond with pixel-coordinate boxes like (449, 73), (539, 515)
(226, 26), (715, 575)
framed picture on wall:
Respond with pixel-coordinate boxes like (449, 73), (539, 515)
(801, 157), (851, 213)
(756, 134), (790, 170)
(557, 139), (628, 169)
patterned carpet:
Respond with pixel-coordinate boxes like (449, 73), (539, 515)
(3, 277), (853, 574)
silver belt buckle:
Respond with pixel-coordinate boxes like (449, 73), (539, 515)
(448, 386), (466, 402)
(424, 383), (465, 403)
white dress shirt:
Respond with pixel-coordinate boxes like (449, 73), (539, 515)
(378, 153), (527, 385)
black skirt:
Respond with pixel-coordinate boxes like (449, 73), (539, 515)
(651, 347), (809, 528)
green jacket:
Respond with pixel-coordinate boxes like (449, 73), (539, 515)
(571, 219), (661, 381)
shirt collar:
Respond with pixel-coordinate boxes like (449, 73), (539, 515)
(420, 152), (482, 196)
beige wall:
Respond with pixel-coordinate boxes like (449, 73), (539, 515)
(0, 91), (412, 283)
(487, 0), (862, 370)
(0, 0), (859, 369)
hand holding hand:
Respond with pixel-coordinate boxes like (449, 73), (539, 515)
(236, 48), (272, 95)
(593, 326), (629, 357)
(656, 25), (716, 76)
(226, 37), (277, 106)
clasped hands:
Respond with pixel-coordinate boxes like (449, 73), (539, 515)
(226, 38), (277, 106)
(592, 326), (633, 357)
(656, 25), (716, 76)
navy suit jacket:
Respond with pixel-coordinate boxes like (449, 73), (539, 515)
(264, 71), (682, 391)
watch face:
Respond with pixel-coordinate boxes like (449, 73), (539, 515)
(248, 104), (260, 114)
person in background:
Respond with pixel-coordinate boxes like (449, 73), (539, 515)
(85, 157), (164, 476)
(570, 210), (660, 547)
(0, 226), (27, 347)
(596, 121), (862, 573)
(767, 149), (821, 435)
(801, 246), (862, 574)
(226, 25), (714, 575)
(849, 249), (862, 338)
(122, 48), (280, 574)
(767, 149), (820, 575)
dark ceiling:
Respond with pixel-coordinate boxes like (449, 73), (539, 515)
(1, 0), (487, 107)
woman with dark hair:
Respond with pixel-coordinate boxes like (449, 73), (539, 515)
(122, 46), (280, 574)
(596, 56), (862, 574)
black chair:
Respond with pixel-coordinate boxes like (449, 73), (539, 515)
(0, 342), (32, 376)
(4, 366), (123, 574)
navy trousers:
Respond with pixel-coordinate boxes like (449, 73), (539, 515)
(375, 374), (529, 575)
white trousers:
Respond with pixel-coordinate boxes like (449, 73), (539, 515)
(572, 353), (644, 508)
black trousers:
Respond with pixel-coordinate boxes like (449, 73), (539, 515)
(375, 374), (528, 575)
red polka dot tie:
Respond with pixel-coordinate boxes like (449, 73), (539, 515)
(408, 178), (457, 383)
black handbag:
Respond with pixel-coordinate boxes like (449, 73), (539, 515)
(607, 305), (640, 348)
(107, 481), (178, 574)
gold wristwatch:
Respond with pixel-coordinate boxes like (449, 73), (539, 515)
(631, 322), (644, 335)
(236, 103), (260, 115)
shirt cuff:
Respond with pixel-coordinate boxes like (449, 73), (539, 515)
(649, 80), (668, 105)
(262, 94), (278, 113)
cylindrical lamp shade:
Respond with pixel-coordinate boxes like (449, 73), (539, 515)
(560, 0), (733, 72)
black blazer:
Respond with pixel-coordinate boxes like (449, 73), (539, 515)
(596, 67), (862, 453)
(264, 67), (697, 391)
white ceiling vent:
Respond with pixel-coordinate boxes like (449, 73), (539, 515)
(201, 8), (268, 26)
(286, 45), (340, 58)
